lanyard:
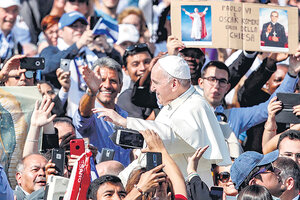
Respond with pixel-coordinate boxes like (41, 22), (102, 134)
(73, 54), (93, 92)
(0, 34), (13, 60)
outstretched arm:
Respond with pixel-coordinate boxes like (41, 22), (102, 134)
(262, 97), (281, 148)
(140, 129), (187, 197)
(79, 65), (102, 117)
(23, 97), (56, 157)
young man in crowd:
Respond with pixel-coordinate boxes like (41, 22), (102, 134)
(231, 150), (285, 198)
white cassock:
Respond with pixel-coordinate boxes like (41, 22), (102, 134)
(126, 86), (231, 186)
(190, 12), (202, 40)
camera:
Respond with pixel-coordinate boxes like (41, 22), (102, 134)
(112, 128), (145, 149)
(20, 57), (45, 70)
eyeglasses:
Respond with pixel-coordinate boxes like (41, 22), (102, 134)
(217, 171), (230, 183)
(9, 71), (34, 79)
(202, 76), (229, 87)
(68, 0), (87, 3)
(252, 163), (281, 178)
(280, 152), (300, 161)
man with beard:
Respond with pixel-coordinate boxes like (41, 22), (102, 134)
(73, 57), (131, 167)
(14, 154), (47, 199)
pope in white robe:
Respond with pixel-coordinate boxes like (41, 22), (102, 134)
(93, 55), (231, 186)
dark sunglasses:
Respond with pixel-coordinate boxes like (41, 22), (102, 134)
(217, 171), (230, 183)
(12, 71), (34, 80)
(68, 0), (88, 3)
(123, 43), (152, 64)
(251, 163), (280, 178)
(125, 43), (149, 53)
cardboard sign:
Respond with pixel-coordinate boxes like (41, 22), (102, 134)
(171, 0), (298, 53)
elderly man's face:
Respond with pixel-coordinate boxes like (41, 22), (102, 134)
(16, 154), (47, 194)
(5, 70), (34, 86)
(0, 5), (18, 36)
(150, 63), (174, 106)
(97, 182), (126, 200)
(271, 12), (279, 23)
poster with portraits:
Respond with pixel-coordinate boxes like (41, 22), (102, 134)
(171, 0), (298, 53)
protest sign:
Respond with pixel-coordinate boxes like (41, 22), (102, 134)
(171, 0), (298, 53)
(0, 86), (41, 187)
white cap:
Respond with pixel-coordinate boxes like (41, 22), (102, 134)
(158, 55), (191, 79)
(0, 0), (20, 8)
(116, 24), (139, 45)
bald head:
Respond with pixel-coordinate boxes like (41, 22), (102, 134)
(96, 160), (125, 177)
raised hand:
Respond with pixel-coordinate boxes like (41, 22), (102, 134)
(92, 107), (127, 127)
(0, 54), (26, 82)
(167, 36), (185, 56)
(30, 97), (56, 127)
(293, 104), (300, 116)
(187, 145), (209, 175)
(135, 164), (166, 193)
(288, 45), (300, 76)
(56, 68), (71, 92)
(140, 129), (165, 153)
(81, 65), (102, 95)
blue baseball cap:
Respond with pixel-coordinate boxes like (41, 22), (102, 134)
(58, 11), (87, 29)
(230, 150), (279, 190)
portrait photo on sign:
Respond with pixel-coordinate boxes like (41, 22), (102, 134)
(181, 5), (212, 46)
(259, 8), (288, 52)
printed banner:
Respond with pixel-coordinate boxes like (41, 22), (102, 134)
(171, 0), (298, 53)
(0, 86), (41, 187)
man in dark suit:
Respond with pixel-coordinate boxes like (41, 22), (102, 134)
(261, 11), (287, 48)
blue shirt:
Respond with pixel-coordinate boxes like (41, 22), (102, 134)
(220, 74), (298, 137)
(0, 31), (14, 61)
(74, 103), (131, 167)
(0, 164), (13, 200)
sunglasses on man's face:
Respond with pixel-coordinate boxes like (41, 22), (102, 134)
(67, 0), (87, 3)
(251, 163), (281, 178)
(125, 43), (149, 53)
(217, 171), (230, 183)
(11, 71), (34, 80)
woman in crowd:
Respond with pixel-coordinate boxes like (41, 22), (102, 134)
(38, 15), (60, 53)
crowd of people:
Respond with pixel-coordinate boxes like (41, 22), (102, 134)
(0, 0), (299, 199)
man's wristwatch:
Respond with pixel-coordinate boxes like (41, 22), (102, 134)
(86, 88), (97, 97)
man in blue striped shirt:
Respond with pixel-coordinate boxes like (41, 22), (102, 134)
(0, 0), (19, 62)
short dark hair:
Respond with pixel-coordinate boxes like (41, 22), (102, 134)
(201, 61), (230, 79)
(37, 80), (55, 91)
(237, 185), (272, 200)
(53, 116), (75, 130)
(86, 175), (123, 200)
(275, 157), (300, 190)
(277, 130), (300, 149)
(122, 43), (153, 68)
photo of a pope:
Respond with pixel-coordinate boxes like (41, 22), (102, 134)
(182, 7), (208, 41)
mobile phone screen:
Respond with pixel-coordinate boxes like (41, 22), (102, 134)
(119, 130), (144, 148)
